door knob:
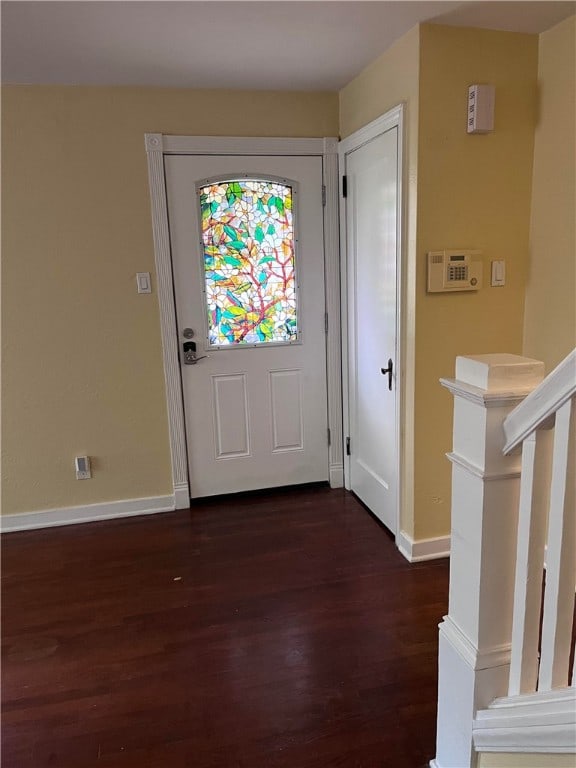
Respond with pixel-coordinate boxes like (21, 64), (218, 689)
(380, 359), (393, 391)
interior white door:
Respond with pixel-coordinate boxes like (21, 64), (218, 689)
(165, 154), (329, 498)
(343, 125), (399, 533)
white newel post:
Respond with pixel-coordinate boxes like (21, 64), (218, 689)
(431, 354), (545, 768)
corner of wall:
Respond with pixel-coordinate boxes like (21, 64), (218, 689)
(413, 24), (538, 541)
(523, 14), (576, 372)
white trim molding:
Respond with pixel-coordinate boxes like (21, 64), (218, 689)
(397, 530), (450, 562)
(151, 134), (337, 157)
(145, 133), (342, 497)
(173, 482), (191, 510)
(440, 378), (532, 409)
(446, 452), (522, 482)
(329, 464), (344, 489)
(432, 354), (546, 768)
(473, 687), (576, 753)
(1, 495), (176, 533)
(323, 137), (344, 488)
(338, 104), (404, 154)
(439, 616), (512, 671)
(145, 134), (190, 503)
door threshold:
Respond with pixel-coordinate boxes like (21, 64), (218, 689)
(190, 481), (331, 506)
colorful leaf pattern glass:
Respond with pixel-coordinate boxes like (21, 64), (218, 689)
(199, 179), (298, 346)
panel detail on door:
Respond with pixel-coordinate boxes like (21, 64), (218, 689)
(357, 459), (390, 490)
(269, 369), (303, 453)
(212, 374), (251, 459)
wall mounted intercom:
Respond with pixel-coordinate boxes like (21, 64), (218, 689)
(427, 250), (483, 293)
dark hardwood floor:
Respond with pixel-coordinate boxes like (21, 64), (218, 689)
(2, 486), (449, 768)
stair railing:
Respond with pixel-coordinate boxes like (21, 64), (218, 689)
(431, 350), (576, 768)
(503, 349), (575, 698)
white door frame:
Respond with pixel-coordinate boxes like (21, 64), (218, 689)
(145, 134), (342, 508)
(338, 105), (404, 538)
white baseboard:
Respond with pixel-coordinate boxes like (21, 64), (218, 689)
(1, 494), (176, 532)
(329, 464), (344, 488)
(397, 530), (451, 562)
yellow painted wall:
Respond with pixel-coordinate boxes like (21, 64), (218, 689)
(1, 86), (338, 515)
(339, 24), (419, 139)
(4, 19), (563, 531)
(339, 25), (420, 536)
(478, 752), (576, 768)
(523, 15), (576, 372)
(414, 25), (538, 539)
(339, 25), (538, 540)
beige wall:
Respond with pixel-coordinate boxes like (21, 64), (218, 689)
(1, 86), (338, 515)
(340, 25), (420, 536)
(414, 25), (538, 539)
(5, 18), (569, 529)
(339, 24), (419, 139)
(478, 752), (576, 768)
(523, 15), (576, 372)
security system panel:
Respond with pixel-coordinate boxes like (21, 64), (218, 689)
(427, 250), (483, 293)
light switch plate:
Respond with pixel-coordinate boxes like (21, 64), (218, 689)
(491, 260), (505, 287)
(75, 455), (91, 480)
(136, 272), (152, 294)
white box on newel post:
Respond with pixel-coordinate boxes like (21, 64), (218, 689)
(431, 354), (544, 768)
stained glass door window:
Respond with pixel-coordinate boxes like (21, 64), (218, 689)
(198, 177), (299, 347)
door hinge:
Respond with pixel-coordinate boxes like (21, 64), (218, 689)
(346, 436), (351, 456)
(324, 312), (329, 334)
(322, 185), (326, 207)
(342, 175), (348, 198)
(327, 428), (331, 446)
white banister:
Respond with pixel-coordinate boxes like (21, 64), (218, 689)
(432, 354), (545, 768)
(507, 428), (551, 696)
(432, 349), (576, 766)
(478, 349), (576, 756)
(538, 397), (576, 692)
(503, 349), (576, 453)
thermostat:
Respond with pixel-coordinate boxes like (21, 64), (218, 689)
(427, 250), (483, 293)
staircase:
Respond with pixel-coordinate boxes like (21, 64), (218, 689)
(431, 350), (576, 768)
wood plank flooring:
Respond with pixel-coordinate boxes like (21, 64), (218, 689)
(2, 486), (449, 767)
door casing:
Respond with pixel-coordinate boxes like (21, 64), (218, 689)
(338, 105), (405, 540)
(145, 134), (342, 507)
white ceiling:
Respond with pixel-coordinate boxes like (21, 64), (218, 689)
(2, 1), (575, 91)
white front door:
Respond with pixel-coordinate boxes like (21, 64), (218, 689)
(165, 154), (329, 498)
(340, 112), (401, 534)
